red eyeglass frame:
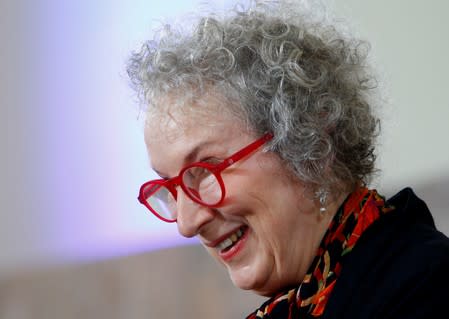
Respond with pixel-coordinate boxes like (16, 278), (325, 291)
(138, 132), (274, 222)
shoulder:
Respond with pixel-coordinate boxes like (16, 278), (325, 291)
(324, 187), (449, 318)
(353, 187), (449, 264)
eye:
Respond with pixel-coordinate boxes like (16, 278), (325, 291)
(200, 157), (223, 167)
(187, 166), (210, 178)
(181, 165), (212, 190)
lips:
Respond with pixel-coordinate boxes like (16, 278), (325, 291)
(215, 226), (249, 262)
(216, 227), (245, 251)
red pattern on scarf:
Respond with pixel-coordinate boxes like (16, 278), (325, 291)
(246, 188), (395, 319)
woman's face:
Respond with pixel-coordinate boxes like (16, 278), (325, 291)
(145, 94), (331, 296)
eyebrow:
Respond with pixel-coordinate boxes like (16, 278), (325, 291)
(151, 139), (215, 179)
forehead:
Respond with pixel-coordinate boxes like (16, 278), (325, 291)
(144, 92), (251, 174)
(145, 91), (246, 141)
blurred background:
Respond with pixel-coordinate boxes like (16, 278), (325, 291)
(1, 0), (448, 318)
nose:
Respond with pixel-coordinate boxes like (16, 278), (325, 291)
(176, 190), (215, 238)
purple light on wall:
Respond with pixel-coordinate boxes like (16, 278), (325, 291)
(28, 0), (228, 266)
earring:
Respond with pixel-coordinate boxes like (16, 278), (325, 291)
(316, 188), (328, 214)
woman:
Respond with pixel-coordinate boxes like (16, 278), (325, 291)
(127, 1), (449, 317)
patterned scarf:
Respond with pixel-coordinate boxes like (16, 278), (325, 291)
(246, 188), (395, 319)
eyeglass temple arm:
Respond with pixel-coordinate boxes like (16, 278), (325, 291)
(216, 133), (273, 170)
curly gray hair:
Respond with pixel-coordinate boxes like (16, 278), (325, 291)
(127, 0), (380, 196)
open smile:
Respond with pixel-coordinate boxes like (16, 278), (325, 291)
(217, 226), (249, 261)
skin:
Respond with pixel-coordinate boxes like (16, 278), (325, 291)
(144, 92), (345, 296)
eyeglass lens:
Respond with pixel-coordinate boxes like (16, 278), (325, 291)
(143, 165), (223, 221)
(143, 184), (177, 220)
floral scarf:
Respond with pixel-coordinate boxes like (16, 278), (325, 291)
(246, 188), (395, 319)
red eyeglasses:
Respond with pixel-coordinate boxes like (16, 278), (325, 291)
(138, 133), (273, 222)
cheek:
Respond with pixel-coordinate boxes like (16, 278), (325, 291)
(220, 167), (293, 216)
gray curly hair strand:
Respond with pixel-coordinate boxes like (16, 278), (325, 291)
(127, 0), (381, 196)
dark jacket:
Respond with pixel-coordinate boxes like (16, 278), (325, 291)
(323, 188), (449, 318)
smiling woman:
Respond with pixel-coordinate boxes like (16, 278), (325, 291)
(143, 93), (332, 296)
(126, 0), (449, 318)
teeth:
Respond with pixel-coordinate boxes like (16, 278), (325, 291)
(218, 238), (233, 251)
(217, 228), (245, 251)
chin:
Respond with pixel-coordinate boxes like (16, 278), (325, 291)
(228, 265), (256, 289)
(227, 265), (274, 296)
(229, 264), (297, 297)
